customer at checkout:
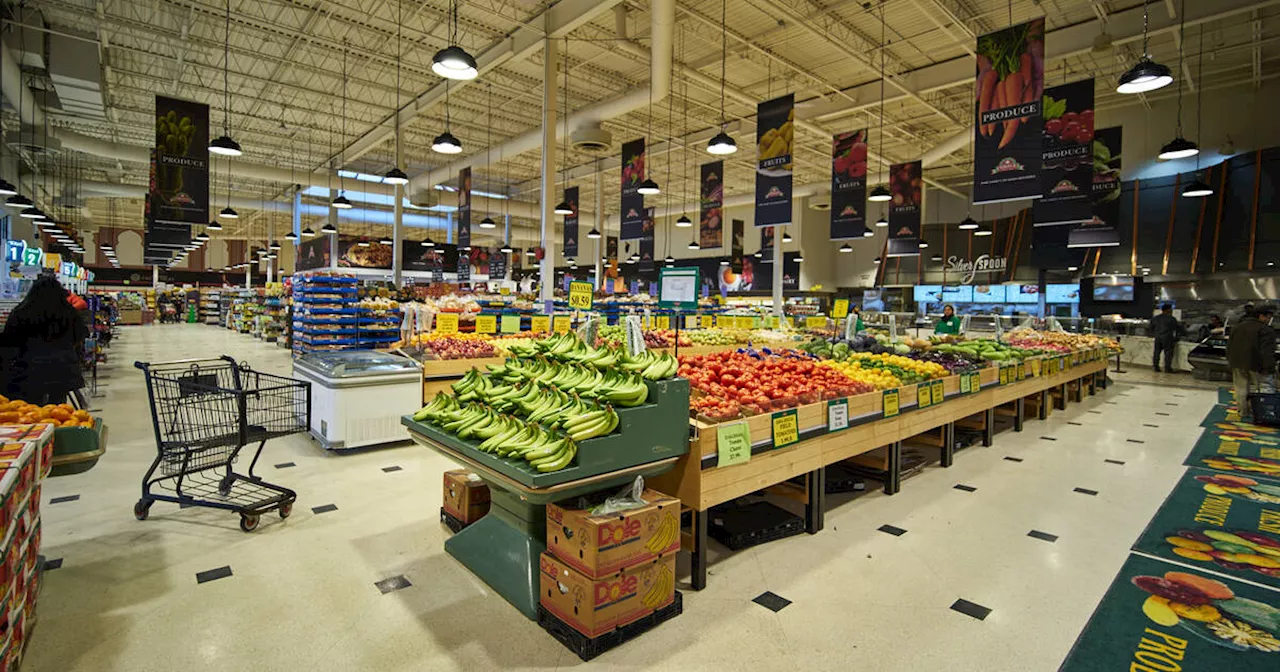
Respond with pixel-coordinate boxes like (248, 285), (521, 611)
(1227, 304), (1276, 420)
(1150, 303), (1183, 373)
(934, 304), (961, 335)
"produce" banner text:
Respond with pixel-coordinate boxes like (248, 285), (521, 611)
(973, 18), (1045, 204)
(830, 129), (868, 239)
(620, 138), (645, 240)
(886, 161), (922, 257)
(152, 96), (209, 225)
(755, 94), (794, 227)
(1034, 78), (1095, 226)
(1069, 126), (1123, 248)
(699, 161), (723, 248)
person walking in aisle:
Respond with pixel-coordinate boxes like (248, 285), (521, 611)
(934, 304), (961, 335)
(0, 275), (88, 404)
(1149, 303), (1183, 372)
(1227, 304), (1276, 420)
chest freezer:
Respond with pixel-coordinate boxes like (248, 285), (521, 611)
(292, 350), (422, 450)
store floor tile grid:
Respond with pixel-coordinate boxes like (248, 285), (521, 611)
(25, 325), (1214, 671)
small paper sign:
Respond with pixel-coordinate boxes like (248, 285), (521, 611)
(500, 314), (521, 333)
(530, 315), (551, 333)
(805, 316), (827, 330)
(475, 315), (497, 334)
(827, 399), (849, 432)
(685, 315), (698, 329)
(917, 384), (932, 409)
(883, 389), (900, 418)
(499, 287), (512, 295)
(771, 409), (799, 449)
(969, 371), (981, 392)
(1017, 362), (1025, 380)
(1031, 358), (1042, 377)
(960, 373), (972, 394)
(931, 380), (944, 404)
(553, 316), (572, 334)
(701, 315), (714, 329)
(999, 367), (1009, 386)
(832, 299), (849, 319)
(717, 421), (752, 467)
(655, 315), (670, 330)
(435, 313), (459, 334)
(568, 281), (594, 310)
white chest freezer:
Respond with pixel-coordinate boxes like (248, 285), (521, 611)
(292, 350), (422, 450)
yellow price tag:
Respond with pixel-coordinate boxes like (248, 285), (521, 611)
(685, 315), (698, 329)
(999, 367), (1009, 385)
(1017, 362), (1025, 380)
(655, 315), (670, 330)
(738, 316), (752, 329)
(882, 389), (900, 418)
(831, 299), (849, 319)
(717, 422), (752, 467)
(960, 374), (971, 394)
(553, 316), (572, 334)
(530, 315), (551, 333)
(701, 315), (714, 329)
(806, 316), (827, 329)
(931, 380), (944, 404)
(917, 384), (932, 409)
(567, 281), (593, 310)
(771, 409), (799, 449)
(716, 315), (731, 328)
(475, 315), (497, 334)
(642, 316), (652, 329)
(1031, 358), (1041, 377)
(499, 287), (512, 296)
(435, 313), (459, 334)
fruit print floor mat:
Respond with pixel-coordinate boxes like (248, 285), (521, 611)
(1061, 553), (1280, 670)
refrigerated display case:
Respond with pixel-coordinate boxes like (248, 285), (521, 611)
(291, 349), (422, 450)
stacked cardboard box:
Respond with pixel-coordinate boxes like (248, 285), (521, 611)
(441, 470), (490, 529)
(0, 425), (52, 667)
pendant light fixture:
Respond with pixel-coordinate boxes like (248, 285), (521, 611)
(321, 220), (336, 234)
(302, 226), (315, 237)
(384, 0), (410, 185)
(333, 47), (354, 209)
(500, 241), (513, 254)
(433, 81), (463, 154)
(422, 235), (435, 248)
(868, 6), (891, 202)
(207, 0), (242, 156)
(665, 255), (675, 265)
(1182, 24), (1213, 198)
(839, 242), (853, 253)
(873, 257), (881, 265)
(553, 39), (574, 216)
(379, 234), (394, 246)
(636, 67), (660, 195)
(432, 0), (478, 80)
(587, 227), (601, 239)
(357, 237), (371, 248)
(269, 239), (281, 251)
(918, 240), (929, 249)
(285, 230), (298, 241)
(875, 214), (888, 227)
(706, 0), (737, 155)
(478, 84), (498, 228)
(1117, 1), (1173, 94)
(958, 216), (979, 230)
(196, 231), (210, 243)
(1159, 2), (1197, 160)
(207, 162), (222, 231)
(794, 254), (804, 263)
(973, 225), (992, 237)
(781, 231), (793, 243)
(687, 240), (700, 250)
(863, 229), (874, 238)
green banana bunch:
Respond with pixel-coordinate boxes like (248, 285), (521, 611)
(561, 405), (619, 441)
(639, 351), (679, 380)
(596, 370), (649, 407)
(412, 392), (459, 421)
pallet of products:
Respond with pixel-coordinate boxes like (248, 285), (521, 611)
(200, 290), (221, 325)
(291, 274), (361, 353)
(355, 297), (401, 349)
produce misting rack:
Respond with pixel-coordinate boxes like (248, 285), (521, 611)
(402, 376), (690, 620)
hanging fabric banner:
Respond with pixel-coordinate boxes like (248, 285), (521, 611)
(489, 246), (507, 280)
(886, 161), (923, 257)
(457, 168), (472, 252)
(754, 94), (794, 227)
(1069, 126), (1123, 248)
(562, 186), (579, 258)
(699, 161), (723, 249)
(606, 235), (618, 266)
(759, 226), (775, 264)
(620, 138), (645, 240)
(830, 129), (868, 239)
(731, 219), (744, 274)
(973, 18), (1045, 204)
(1033, 78), (1095, 226)
(639, 207), (655, 272)
(152, 95), (210, 225)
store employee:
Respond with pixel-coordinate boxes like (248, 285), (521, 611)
(934, 304), (962, 335)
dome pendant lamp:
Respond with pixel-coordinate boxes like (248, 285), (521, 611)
(1117, 1), (1173, 94)
(432, 1), (478, 81)
(207, 219), (223, 231)
(1159, 8), (1198, 160)
(706, 0), (737, 155)
(333, 45), (354, 208)
(637, 61), (660, 196)
(867, 7), (892, 203)
(553, 38), (575, 217)
(432, 82), (463, 154)
(384, 1), (411, 186)
(208, 0), (242, 156)
(1182, 22), (1214, 199)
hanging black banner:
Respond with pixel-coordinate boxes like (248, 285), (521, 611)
(731, 219), (744, 274)
(886, 161), (922, 257)
(1069, 126), (1123, 248)
(562, 186), (579, 258)
(153, 96), (210, 225)
(620, 138), (645, 240)
(639, 207), (655, 272)
(699, 161), (723, 248)
(973, 18), (1045, 204)
(489, 246), (507, 279)
(755, 93), (794, 227)
(759, 225), (775, 263)
(830, 129), (868, 239)
(457, 167), (472, 250)
(1033, 78), (1095, 226)
(296, 237), (330, 271)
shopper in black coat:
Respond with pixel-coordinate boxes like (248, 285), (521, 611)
(0, 275), (87, 404)
(1149, 303), (1183, 373)
(1227, 304), (1277, 419)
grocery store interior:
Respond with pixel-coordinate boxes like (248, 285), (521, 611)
(1, 0), (1279, 669)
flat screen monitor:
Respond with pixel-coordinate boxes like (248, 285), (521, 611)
(1092, 283), (1134, 302)
(971, 285), (1006, 303)
(913, 285), (943, 303)
(1047, 284), (1081, 303)
(1007, 284), (1040, 303)
(940, 285), (973, 303)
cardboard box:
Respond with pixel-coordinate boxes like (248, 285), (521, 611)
(442, 470), (490, 524)
(546, 488), (680, 578)
(539, 551), (675, 639)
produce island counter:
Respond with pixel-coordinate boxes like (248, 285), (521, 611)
(649, 347), (1112, 590)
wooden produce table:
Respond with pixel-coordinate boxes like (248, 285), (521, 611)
(650, 348), (1112, 590)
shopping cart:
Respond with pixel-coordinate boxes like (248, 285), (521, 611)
(133, 356), (311, 531)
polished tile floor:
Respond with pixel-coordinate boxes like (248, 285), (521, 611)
(25, 324), (1214, 671)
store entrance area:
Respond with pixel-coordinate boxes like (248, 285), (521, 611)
(26, 324), (1211, 671)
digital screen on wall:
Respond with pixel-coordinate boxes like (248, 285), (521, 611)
(940, 285), (973, 303)
(1006, 284), (1040, 303)
(1092, 283), (1134, 301)
(1047, 284), (1081, 303)
(913, 285), (942, 303)
(971, 285), (1006, 303)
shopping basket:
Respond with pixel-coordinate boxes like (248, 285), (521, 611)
(133, 356), (311, 531)
(1249, 392), (1280, 427)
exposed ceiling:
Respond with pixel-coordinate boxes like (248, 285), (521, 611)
(4, 0), (1277, 253)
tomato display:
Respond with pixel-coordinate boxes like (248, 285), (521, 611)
(679, 350), (875, 419)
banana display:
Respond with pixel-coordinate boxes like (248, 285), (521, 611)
(641, 562), (675, 610)
(411, 334), (679, 473)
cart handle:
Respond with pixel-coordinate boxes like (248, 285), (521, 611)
(135, 355), (237, 371)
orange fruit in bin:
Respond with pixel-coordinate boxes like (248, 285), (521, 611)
(72, 410), (90, 421)
(49, 409), (70, 422)
(0, 395), (8, 404)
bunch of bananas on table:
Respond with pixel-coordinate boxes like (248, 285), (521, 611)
(506, 333), (679, 381)
(413, 394), (578, 472)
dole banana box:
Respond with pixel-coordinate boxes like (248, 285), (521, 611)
(546, 489), (680, 578)
(539, 551), (676, 638)
(442, 470), (490, 525)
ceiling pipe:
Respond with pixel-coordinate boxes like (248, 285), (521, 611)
(406, 0), (675, 196)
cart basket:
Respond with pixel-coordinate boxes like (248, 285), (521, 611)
(1249, 392), (1280, 427)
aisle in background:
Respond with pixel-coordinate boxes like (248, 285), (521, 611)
(26, 323), (1213, 671)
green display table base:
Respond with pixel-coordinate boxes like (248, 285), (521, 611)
(444, 489), (546, 620)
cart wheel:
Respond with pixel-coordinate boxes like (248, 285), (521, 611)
(133, 499), (152, 521)
(239, 514), (260, 533)
(218, 475), (235, 496)
(278, 502), (292, 519)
